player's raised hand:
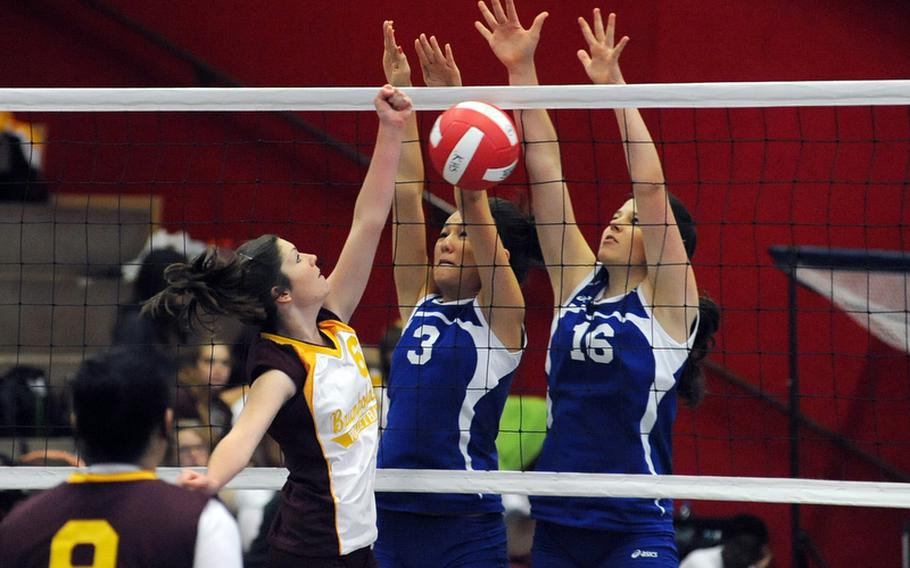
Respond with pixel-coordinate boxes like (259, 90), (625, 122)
(474, 0), (548, 72)
(414, 33), (461, 87)
(577, 8), (629, 85)
(382, 20), (412, 87)
(375, 84), (413, 130)
(177, 468), (220, 495)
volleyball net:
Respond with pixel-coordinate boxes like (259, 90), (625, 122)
(0, 83), (908, 518)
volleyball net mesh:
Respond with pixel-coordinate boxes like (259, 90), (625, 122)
(0, 84), (908, 556)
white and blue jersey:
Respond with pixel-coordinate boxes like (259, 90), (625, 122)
(377, 294), (523, 514)
(531, 265), (696, 534)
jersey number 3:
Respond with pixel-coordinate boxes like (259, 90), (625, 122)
(406, 324), (440, 366)
(50, 519), (119, 568)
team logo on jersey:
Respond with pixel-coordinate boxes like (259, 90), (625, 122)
(330, 387), (378, 448)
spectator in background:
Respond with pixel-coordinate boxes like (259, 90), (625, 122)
(680, 515), (772, 568)
(112, 247), (188, 348)
(0, 346), (241, 568)
(173, 424), (213, 467)
(174, 335), (280, 554)
(174, 340), (235, 442)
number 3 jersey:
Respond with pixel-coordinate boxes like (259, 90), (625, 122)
(531, 265), (697, 533)
(377, 294), (523, 514)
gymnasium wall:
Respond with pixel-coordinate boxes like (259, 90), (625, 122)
(3, 1), (909, 565)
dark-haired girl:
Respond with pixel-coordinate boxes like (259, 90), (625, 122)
(478, 2), (720, 566)
(144, 86), (412, 568)
(374, 23), (538, 568)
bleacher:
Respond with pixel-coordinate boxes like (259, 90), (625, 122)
(0, 194), (159, 383)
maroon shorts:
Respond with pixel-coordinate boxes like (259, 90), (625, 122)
(268, 546), (378, 568)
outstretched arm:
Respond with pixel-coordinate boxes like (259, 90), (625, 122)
(325, 85), (412, 323)
(579, 8), (698, 338)
(476, 0), (595, 305)
(383, 21), (430, 321)
(456, 188), (525, 350)
(178, 370), (295, 494)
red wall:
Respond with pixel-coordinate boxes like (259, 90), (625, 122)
(4, 1), (910, 565)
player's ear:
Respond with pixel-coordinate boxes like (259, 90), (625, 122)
(161, 408), (174, 437)
(272, 286), (291, 304)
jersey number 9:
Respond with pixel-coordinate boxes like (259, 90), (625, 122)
(50, 519), (119, 568)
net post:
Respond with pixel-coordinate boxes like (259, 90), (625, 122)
(770, 245), (808, 568)
(903, 520), (910, 568)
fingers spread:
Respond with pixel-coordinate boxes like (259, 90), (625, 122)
(614, 36), (630, 59)
(477, 1), (498, 29)
(490, 0), (508, 24)
(505, 0), (519, 23)
(577, 49), (591, 67)
(578, 16), (597, 46)
(530, 11), (549, 36)
(594, 8), (605, 42)
(474, 20), (493, 42)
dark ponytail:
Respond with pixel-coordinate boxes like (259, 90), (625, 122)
(142, 234), (290, 333)
(676, 295), (720, 407)
(666, 193), (719, 407)
(488, 197), (543, 284)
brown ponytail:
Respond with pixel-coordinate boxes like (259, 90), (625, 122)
(142, 234), (290, 333)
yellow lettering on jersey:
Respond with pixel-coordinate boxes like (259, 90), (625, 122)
(331, 407), (379, 448)
(330, 387), (377, 434)
(330, 386), (379, 447)
(50, 520), (118, 568)
(346, 336), (370, 379)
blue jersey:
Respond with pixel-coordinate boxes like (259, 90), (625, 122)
(531, 266), (695, 533)
(377, 294), (522, 514)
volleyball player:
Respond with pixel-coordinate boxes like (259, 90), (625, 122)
(478, 1), (720, 566)
(374, 22), (537, 568)
(143, 85), (412, 568)
(0, 346), (242, 568)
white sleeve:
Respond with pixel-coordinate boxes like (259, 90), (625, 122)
(193, 500), (243, 568)
(679, 546), (723, 568)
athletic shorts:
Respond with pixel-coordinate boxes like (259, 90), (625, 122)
(375, 509), (508, 568)
(268, 545), (378, 568)
(531, 520), (678, 568)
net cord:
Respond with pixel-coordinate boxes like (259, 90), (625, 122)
(0, 467), (907, 509)
(1, 81), (910, 112)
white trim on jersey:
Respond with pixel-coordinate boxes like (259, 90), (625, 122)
(405, 294), (523, 471)
(545, 266), (700, 514)
(194, 499), (242, 568)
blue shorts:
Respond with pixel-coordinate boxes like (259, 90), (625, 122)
(531, 520), (678, 568)
(375, 509), (508, 568)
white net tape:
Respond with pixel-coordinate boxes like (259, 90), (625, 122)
(0, 467), (908, 509)
(1, 81), (910, 111)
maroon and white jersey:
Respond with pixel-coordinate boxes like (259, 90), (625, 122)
(248, 317), (379, 557)
(0, 468), (240, 568)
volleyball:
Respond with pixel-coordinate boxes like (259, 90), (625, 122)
(428, 101), (520, 191)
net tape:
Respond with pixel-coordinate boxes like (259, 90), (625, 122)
(1, 81), (910, 111)
(0, 467), (907, 509)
